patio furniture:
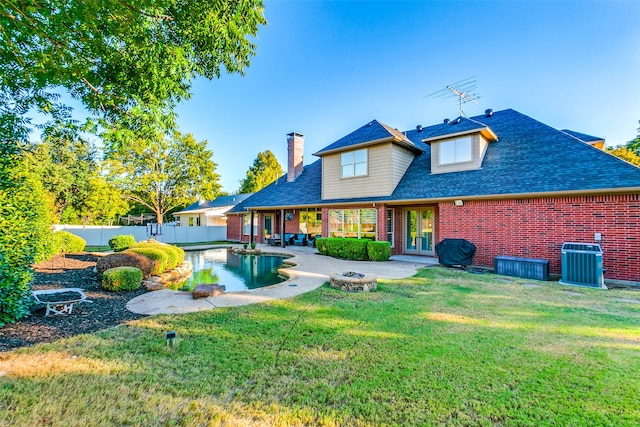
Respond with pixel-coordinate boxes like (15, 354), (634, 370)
(292, 234), (307, 246)
(284, 233), (296, 246)
(32, 288), (92, 316)
(266, 234), (281, 246)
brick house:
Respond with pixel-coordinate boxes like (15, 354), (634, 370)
(227, 109), (640, 284)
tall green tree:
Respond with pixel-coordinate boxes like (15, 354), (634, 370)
(606, 121), (640, 167)
(0, 0), (267, 140)
(0, 1), (265, 324)
(24, 133), (98, 223)
(105, 129), (221, 225)
(238, 150), (284, 193)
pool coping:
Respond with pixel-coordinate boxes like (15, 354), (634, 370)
(126, 244), (437, 315)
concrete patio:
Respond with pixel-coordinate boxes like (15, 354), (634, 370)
(126, 244), (439, 315)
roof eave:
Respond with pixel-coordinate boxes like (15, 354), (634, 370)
(313, 135), (422, 156)
(228, 187), (640, 212)
(422, 127), (498, 144)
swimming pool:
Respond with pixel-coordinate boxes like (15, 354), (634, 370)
(180, 248), (290, 292)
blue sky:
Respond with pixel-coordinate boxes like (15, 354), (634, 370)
(179, 0), (639, 193)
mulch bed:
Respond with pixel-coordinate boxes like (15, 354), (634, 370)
(0, 253), (148, 352)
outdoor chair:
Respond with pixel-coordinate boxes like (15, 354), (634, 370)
(292, 234), (306, 246)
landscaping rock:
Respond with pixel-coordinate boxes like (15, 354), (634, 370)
(192, 284), (226, 299)
(142, 261), (193, 291)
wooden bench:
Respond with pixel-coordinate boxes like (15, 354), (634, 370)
(32, 288), (92, 316)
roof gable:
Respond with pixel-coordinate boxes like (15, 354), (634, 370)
(232, 109), (640, 210)
(313, 119), (421, 156)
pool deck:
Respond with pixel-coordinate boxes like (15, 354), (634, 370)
(126, 244), (439, 315)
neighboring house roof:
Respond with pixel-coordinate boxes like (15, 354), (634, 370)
(230, 109), (640, 213)
(313, 119), (422, 156)
(561, 129), (603, 143)
(175, 193), (253, 216)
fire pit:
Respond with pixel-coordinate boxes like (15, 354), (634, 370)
(329, 271), (377, 292)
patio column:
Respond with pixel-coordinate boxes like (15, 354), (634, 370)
(250, 210), (255, 245)
(280, 208), (285, 247)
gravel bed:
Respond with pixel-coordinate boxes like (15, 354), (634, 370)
(0, 253), (148, 352)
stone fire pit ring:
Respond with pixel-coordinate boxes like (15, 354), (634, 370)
(329, 271), (377, 292)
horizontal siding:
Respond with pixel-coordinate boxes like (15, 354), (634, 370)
(431, 134), (486, 174)
(322, 144), (392, 199)
(391, 145), (415, 191)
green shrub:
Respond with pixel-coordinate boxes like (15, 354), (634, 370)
(125, 247), (168, 275)
(0, 151), (55, 325)
(101, 266), (143, 291)
(315, 238), (329, 255)
(108, 235), (135, 252)
(316, 238), (369, 260)
(96, 252), (155, 278)
(367, 241), (391, 261)
(52, 231), (86, 254)
(129, 241), (184, 270)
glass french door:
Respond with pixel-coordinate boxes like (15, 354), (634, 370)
(263, 214), (274, 239)
(404, 209), (434, 255)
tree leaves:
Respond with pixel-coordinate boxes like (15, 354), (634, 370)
(238, 150), (284, 194)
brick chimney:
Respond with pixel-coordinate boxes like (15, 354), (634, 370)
(287, 132), (304, 182)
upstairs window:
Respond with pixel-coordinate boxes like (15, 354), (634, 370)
(439, 137), (472, 165)
(341, 149), (367, 177)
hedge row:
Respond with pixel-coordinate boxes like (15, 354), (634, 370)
(315, 238), (391, 261)
(0, 151), (56, 326)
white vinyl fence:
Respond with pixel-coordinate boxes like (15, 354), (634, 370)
(54, 224), (227, 246)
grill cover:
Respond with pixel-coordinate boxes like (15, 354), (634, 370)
(435, 238), (476, 266)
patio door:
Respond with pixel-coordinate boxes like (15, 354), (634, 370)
(263, 214), (274, 240)
(404, 209), (434, 255)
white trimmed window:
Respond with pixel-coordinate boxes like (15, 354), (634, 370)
(439, 136), (472, 165)
(341, 149), (367, 177)
(329, 208), (376, 239)
(243, 214), (257, 236)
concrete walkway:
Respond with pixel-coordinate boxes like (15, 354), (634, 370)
(126, 244), (439, 315)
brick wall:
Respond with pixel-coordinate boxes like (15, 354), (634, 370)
(438, 194), (640, 282)
(227, 214), (242, 242)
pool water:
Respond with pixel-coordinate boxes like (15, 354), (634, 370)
(180, 248), (290, 292)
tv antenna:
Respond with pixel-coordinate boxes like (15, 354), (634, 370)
(426, 76), (480, 117)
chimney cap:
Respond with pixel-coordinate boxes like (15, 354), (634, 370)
(287, 132), (304, 138)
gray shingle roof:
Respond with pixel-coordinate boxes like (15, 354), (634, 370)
(561, 129), (604, 143)
(178, 193), (252, 213)
(230, 109), (640, 213)
(313, 119), (421, 156)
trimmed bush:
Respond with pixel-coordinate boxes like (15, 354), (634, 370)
(52, 231), (86, 254)
(315, 238), (329, 255)
(96, 252), (155, 279)
(316, 238), (369, 260)
(129, 241), (184, 270)
(125, 247), (168, 275)
(367, 241), (392, 261)
(108, 235), (135, 252)
(102, 266), (143, 291)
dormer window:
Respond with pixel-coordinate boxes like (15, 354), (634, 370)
(439, 136), (473, 165)
(341, 149), (367, 177)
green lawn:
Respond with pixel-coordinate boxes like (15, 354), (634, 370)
(2, 268), (639, 426)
